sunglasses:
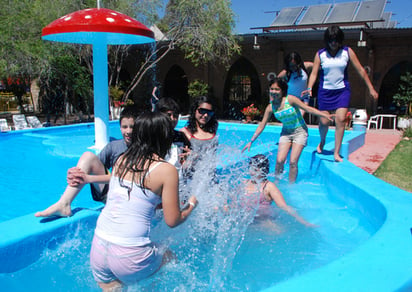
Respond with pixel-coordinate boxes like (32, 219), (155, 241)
(197, 108), (215, 117)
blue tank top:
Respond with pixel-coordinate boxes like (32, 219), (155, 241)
(287, 69), (308, 99)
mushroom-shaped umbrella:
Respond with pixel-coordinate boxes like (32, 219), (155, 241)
(42, 8), (154, 149)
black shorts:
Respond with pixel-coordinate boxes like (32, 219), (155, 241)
(90, 168), (109, 203)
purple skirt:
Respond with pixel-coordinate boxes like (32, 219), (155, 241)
(318, 86), (351, 111)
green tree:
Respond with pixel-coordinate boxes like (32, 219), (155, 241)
(0, 0), (240, 113)
(40, 53), (92, 124)
(0, 0), (95, 115)
(188, 79), (209, 98)
(393, 71), (412, 116)
(120, 0), (241, 101)
(161, 0), (240, 66)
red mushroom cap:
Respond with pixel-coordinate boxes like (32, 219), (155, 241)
(42, 8), (154, 45)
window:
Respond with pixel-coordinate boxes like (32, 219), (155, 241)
(228, 75), (251, 102)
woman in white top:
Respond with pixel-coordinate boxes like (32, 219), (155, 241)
(306, 25), (378, 162)
(89, 112), (197, 291)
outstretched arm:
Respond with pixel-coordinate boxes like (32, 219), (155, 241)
(288, 95), (333, 121)
(277, 69), (287, 79)
(241, 104), (272, 153)
(265, 182), (316, 227)
(304, 61), (314, 72)
(159, 163), (197, 227)
(348, 47), (378, 100)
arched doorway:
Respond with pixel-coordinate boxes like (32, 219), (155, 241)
(223, 57), (261, 120)
(379, 61), (412, 113)
(163, 65), (190, 114)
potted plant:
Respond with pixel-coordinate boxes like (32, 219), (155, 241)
(241, 104), (261, 122)
(110, 86), (124, 107)
(393, 72), (412, 129)
(109, 86), (124, 119)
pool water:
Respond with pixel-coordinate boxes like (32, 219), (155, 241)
(0, 124), (105, 222)
(0, 121), (376, 291)
(0, 175), (373, 291)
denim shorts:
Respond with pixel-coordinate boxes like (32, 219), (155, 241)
(90, 235), (162, 285)
(279, 126), (308, 146)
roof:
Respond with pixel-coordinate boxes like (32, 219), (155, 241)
(253, 0), (395, 32)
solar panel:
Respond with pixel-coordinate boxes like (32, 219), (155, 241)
(299, 4), (332, 25)
(353, 0), (386, 22)
(270, 6), (304, 26)
(325, 2), (359, 24)
(371, 11), (391, 28)
(388, 20), (397, 28)
(259, 0), (395, 32)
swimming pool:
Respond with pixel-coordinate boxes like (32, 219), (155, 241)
(0, 121), (411, 291)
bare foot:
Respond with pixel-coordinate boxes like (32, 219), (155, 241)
(334, 155), (343, 162)
(35, 201), (72, 217)
(316, 142), (325, 154)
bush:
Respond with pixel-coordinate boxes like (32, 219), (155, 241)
(403, 125), (412, 138)
(393, 72), (412, 116)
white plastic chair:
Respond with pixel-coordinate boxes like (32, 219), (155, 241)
(26, 116), (43, 128)
(367, 115), (380, 130)
(12, 114), (30, 130)
(0, 118), (11, 131)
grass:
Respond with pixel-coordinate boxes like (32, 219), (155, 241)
(374, 128), (412, 193)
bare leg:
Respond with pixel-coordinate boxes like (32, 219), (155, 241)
(317, 111), (330, 153)
(275, 142), (292, 178)
(275, 162), (284, 176)
(98, 280), (123, 292)
(35, 152), (106, 217)
(288, 143), (305, 183)
(333, 108), (348, 162)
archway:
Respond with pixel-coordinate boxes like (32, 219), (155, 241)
(163, 65), (190, 114)
(223, 57), (261, 120)
(379, 61), (412, 113)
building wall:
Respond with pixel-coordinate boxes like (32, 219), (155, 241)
(155, 28), (412, 116)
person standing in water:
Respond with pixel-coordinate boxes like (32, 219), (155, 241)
(242, 78), (332, 183)
(90, 112), (197, 290)
(180, 95), (219, 180)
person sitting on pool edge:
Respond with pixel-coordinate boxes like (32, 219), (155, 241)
(35, 105), (140, 218)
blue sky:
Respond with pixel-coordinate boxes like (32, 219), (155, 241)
(231, 0), (412, 34)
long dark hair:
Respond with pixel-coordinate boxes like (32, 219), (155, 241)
(283, 51), (308, 82)
(115, 111), (174, 192)
(186, 95), (218, 134)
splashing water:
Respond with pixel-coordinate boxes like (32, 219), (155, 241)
(0, 126), (375, 291)
(131, 143), (262, 291)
